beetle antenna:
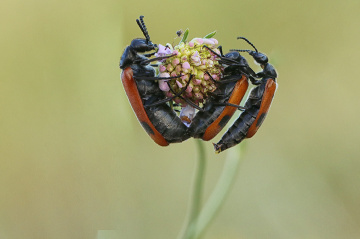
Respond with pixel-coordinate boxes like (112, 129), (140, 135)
(139, 15), (151, 42)
(229, 49), (252, 53)
(136, 18), (147, 39)
(237, 37), (258, 52)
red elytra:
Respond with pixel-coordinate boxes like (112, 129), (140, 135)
(202, 75), (249, 141)
(246, 78), (277, 138)
(121, 67), (169, 146)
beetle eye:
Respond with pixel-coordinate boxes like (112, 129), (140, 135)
(255, 53), (268, 64)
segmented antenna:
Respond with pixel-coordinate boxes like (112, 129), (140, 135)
(139, 15), (150, 41)
(229, 49), (252, 53)
(136, 18), (147, 39)
(236, 37), (258, 52)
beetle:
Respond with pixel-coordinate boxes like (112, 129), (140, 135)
(187, 45), (256, 141)
(213, 37), (278, 153)
(120, 16), (191, 146)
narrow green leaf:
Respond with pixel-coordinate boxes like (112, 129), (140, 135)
(179, 28), (189, 44)
(204, 31), (216, 39)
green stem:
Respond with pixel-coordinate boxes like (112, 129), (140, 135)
(178, 140), (207, 239)
(178, 141), (246, 239)
(193, 143), (246, 239)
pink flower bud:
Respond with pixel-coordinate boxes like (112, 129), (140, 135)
(182, 62), (190, 69)
(209, 38), (218, 45)
(159, 72), (170, 78)
(175, 65), (182, 74)
(167, 64), (174, 72)
(155, 44), (173, 62)
(204, 74), (210, 81)
(194, 38), (204, 44)
(188, 41), (195, 47)
(170, 71), (177, 77)
(159, 80), (170, 91)
(193, 78), (202, 85)
(159, 64), (166, 73)
(172, 58), (180, 66)
(172, 50), (179, 56)
(176, 80), (183, 88)
(186, 85), (193, 93)
(203, 39), (215, 45)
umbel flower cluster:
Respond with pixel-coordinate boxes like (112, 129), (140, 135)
(155, 30), (223, 108)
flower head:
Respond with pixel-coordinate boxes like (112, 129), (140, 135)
(154, 30), (224, 126)
(157, 35), (222, 107)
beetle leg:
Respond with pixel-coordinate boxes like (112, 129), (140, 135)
(205, 71), (247, 84)
(203, 46), (257, 79)
(144, 78), (191, 108)
(143, 52), (156, 57)
(217, 45), (224, 56)
(171, 95), (204, 112)
(166, 75), (205, 112)
(184, 101), (204, 112)
(205, 71), (220, 83)
(203, 45), (241, 65)
(139, 54), (177, 65)
(134, 74), (183, 81)
(203, 45), (239, 64)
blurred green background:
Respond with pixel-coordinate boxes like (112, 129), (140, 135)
(1, 0), (360, 238)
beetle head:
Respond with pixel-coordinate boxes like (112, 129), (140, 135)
(130, 38), (156, 53)
(131, 16), (156, 53)
(224, 51), (249, 66)
(249, 51), (268, 65)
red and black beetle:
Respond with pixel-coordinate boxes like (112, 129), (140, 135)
(120, 16), (191, 146)
(213, 37), (278, 153)
(187, 46), (253, 141)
